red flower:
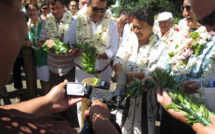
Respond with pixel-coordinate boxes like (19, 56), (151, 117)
(104, 30), (107, 32)
(174, 28), (180, 32)
(101, 44), (106, 47)
(84, 38), (89, 40)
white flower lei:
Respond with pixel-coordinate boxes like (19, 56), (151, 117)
(27, 18), (41, 50)
(46, 11), (72, 40)
(167, 26), (212, 75)
(76, 11), (111, 54)
(121, 33), (159, 72)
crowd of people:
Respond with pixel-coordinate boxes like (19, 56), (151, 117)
(0, 0), (215, 133)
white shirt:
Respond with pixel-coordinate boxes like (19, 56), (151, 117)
(64, 16), (118, 70)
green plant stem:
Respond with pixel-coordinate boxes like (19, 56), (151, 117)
(168, 92), (211, 126)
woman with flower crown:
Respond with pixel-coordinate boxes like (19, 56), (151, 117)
(112, 8), (166, 134)
(156, 0), (214, 134)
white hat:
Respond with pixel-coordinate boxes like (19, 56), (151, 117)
(158, 12), (173, 21)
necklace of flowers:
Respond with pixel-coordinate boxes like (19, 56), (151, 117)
(167, 26), (212, 74)
(75, 11), (111, 55)
(27, 18), (41, 50)
(45, 11), (72, 40)
(121, 33), (159, 72)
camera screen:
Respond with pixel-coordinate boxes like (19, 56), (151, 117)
(66, 82), (86, 96)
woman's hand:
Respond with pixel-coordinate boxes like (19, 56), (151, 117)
(157, 88), (173, 108)
(45, 80), (84, 114)
(45, 39), (54, 48)
(157, 88), (187, 123)
(141, 76), (153, 92)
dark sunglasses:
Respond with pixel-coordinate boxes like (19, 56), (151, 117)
(197, 12), (215, 26)
(42, 7), (49, 10)
(90, 5), (106, 13)
(181, 5), (191, 12)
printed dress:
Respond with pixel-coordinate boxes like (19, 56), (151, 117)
(113, 32), (166, 134)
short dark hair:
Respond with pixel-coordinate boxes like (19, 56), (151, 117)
(118, 10), (131, 17)
(25, 3), (39, 10)
(88, 0), (109, 4)
(132, 7), (154, 26)
(49, 0), (65, 6)
(40, 1), (48, 8)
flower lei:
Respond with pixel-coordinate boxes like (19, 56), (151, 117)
(75, 11), (111, 54)
(167, 26), (212, 75)
(121, 33), (159, 72)
(27, 18), (41, 50)
(45, 11), (72, 40)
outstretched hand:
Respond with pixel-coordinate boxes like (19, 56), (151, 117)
(45, 80), (83, 114)
(157, 88), (187, 123)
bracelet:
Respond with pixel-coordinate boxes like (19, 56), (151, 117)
(132, 72), (135, 79)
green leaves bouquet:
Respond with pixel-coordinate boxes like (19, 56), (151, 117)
(126, 69), (215, 126)
(42, 39), (70, 54)
(42, 39), (98, 76)
(72, 42), (97, 76)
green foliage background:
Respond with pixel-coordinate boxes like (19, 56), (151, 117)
(112, 0), (183, 24)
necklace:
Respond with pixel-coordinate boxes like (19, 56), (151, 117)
(45, 11), (72, 40)
(167, 26), (212, 75)
(121, 32), (159, 72)
(27, 18), (41, 50)
(76, 11), (112, 54)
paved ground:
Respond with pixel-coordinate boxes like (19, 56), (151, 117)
(0, 73), (42, 105)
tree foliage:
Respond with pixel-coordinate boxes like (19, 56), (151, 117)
(116, 0), (183, 22)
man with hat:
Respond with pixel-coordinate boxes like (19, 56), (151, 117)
(156, 12), (175, 41)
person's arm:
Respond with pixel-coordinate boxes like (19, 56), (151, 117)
(192, 117), (215, 134)
(89, 100), (119, 134)
(103, 20), (119, 59)
(0, 80), (83, 116)
(64, 19), (82, 57)
(157, 88), (189, 124)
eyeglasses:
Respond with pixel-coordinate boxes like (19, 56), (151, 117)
(132, 25), (142, 30)
(42, 7), (49, 10)
(181, 5), (191, 12)
(197, 12), (215, 26)
(90, 5), (106, 13)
